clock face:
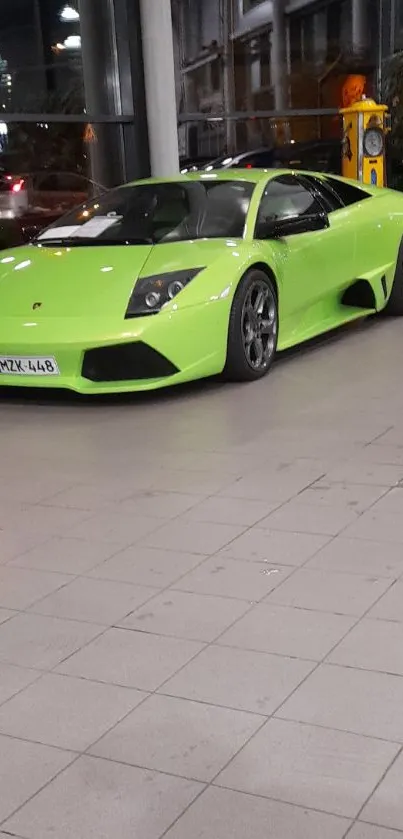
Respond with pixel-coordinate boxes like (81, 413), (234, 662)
(363, 128), (384, 157)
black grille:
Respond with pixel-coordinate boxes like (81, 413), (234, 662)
(82, 342), (179, 382)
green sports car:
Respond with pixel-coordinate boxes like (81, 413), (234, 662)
(0, 168), (403, 394)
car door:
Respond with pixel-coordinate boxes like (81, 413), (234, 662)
(255, 173), (357, 347)
(320, 175), (400, 301)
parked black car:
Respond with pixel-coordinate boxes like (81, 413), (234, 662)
(184, 140), (342, 175)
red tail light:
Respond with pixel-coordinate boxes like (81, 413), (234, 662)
(12, 179), (25, 193)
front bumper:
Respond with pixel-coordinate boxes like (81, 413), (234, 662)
(0, 301), (228, 393)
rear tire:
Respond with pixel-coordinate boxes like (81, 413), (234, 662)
(223, 269), (278, 382)
(383, 238), (403, 316)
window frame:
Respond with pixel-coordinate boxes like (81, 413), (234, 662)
(299, 174), (344, 213)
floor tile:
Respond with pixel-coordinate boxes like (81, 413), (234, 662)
(56, 627), (204, 690)
(361, 752), (403, 831)
(120, 590), (249, 641)
(148, 468), (235, 495)
(370, 487), (403, 514)
(67, 512), (163, 545)
(0, 734), (75, 823)
(218, 465), (326, 503)
(3, 755), (202, 839)
(348, 825), (403, 839)
(174, 557), (293, 601)
(0, 613), (103, 669)
(359, 440), (403, 464)
(260, 501), (358, 536)
(374, 428), (403, 447)
(219, 528), (329, 565)
(0, 672), (145, 751)
(118, 491), (204, 519)
(368, 581), (403, 621)
(0, 531), (47, 564)
(277, 663), (403, 741)
(216, 717), (398, 817)
(343, 511), (403, 543)
(161, 644), (314, 714)
(0, 662), (40, 706)
(265, 568), (390, 616)
(306, 537), (403, 578)
(0, 503), (91, 537)
(294, 482), (388, 513)
(140, 520), (246, 555)
(328, 618), (403, 676)
(180, 496), (277, 526)
(88, 546), (204, 588)
(155, 450), (261, 474)
(41, 482), (134, 510)
(0, 477), (70, 506)
(92, 693), (263, 781)
(218, 603), (355, 661)
(0, 566), (70, 610)
(0, 608), (16, 625)
(9, 536), (123, 574)
(324, 461), (403, 486)
(163, 786), (349, 839)
(29, 576), (156, 625)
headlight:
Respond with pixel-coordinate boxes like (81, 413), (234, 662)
(125, 268), (204, 318)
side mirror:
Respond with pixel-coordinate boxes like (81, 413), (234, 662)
(257, 212), (329, 239)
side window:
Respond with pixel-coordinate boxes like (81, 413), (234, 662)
(324, 176), (371, 206)
(301, 175), (343, 213)
(255, 174), (322, 235)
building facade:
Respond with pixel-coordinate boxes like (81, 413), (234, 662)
(0, 0), (149, 187)
(0, 0), (401, 182)
(175, 0), (402, 159)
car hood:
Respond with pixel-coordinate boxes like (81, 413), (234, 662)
(0, 239), (239, 319)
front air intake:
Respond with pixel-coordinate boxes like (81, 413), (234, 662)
(82, 342), (179, 382)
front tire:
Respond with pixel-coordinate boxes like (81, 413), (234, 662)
(223, 269), (278, 382)
(384, 238), (403, 316)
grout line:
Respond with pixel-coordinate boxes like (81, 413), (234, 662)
(342, 744), (403, 837)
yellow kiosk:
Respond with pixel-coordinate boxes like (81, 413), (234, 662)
(340, 97), (389, 186)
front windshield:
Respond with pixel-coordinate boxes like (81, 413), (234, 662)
(36, 180), (255, 246)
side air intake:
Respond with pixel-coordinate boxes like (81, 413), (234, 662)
(341, 280), (376, 310)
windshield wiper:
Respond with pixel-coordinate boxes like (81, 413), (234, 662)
(36, 236), (153, 247)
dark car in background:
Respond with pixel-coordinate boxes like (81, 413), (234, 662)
(0, 170), (106, 250)
(182, 139), (342, 176)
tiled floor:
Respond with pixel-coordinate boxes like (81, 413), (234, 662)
(2, 318), (403, 837)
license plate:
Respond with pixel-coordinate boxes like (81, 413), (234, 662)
(0, 356), (59, 376)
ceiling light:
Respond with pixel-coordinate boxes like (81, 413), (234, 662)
(63, 34), (81, 49)
(60, 5), (79, 21)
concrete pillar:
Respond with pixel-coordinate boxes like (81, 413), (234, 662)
(352, 0), (369, 55)
(139, 0), (179, 176)
(222, 0), (237, 153)
(78, 0), (122, 187)
(271, 0), (287, 111)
